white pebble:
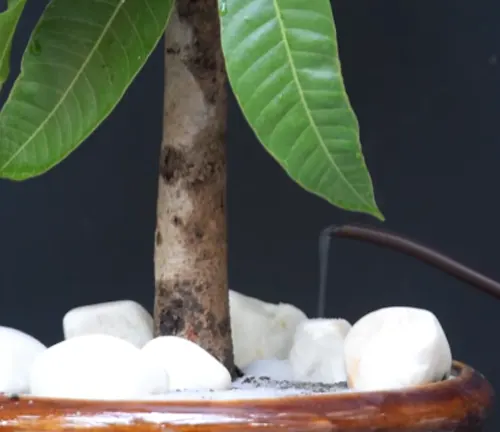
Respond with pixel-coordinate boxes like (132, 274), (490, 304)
(344, 306), (452, 391)
(63, 300), (153, 348)
(242, 359), (293, 381)
(0, 327), (46, 393)
(289, 318), (351, 383)
(229, 290), (307, 368)
(30, 334), (168, 399)
(142, 336), (231, 391)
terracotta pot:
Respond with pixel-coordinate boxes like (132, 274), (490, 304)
(0, 361), (492, 432)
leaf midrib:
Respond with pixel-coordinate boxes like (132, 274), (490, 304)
(0, 0), (24, 84)
(0, 1), (124, 171)
(271, 0), (372, 210)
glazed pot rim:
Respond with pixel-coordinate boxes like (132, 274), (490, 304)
(0, 360), (489, 406)
(0, 361), (493, 431)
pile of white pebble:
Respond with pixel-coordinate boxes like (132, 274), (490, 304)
(0, 290), (452, 400)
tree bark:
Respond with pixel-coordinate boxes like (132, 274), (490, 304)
(154, 0), (235, 375)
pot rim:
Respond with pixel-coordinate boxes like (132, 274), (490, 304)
(0, 360), (494, 431)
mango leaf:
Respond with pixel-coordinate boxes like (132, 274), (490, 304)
(0, 0), (27, 91)
(219, 0), (383, 220)
(0, 0), (173, 180)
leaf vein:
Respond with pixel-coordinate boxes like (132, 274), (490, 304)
(272, 0), (372, 210)
(0, 2), (125, 170)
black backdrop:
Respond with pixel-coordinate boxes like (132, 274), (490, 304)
(1, 1), (499, 430)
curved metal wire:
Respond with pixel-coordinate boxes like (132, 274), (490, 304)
(317, 224), (500, 317)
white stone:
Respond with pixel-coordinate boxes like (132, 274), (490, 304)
(141, 336), (231, 391)
(30, 334), (168, 399)
(289, 318), (351, 383)
(229, 290), (307, 368)
(344, 306), (452, 391)
(0, 327), (46, 393)
(63, 300), (153, 348)
(242, 359), (294, 381)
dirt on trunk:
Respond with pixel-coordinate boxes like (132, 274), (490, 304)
(154, 0), (235, 375)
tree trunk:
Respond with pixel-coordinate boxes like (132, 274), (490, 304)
(154, 0), (235, 376)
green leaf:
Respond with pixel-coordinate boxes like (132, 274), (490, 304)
(0, 0), (27, 90)
(0, 0), (173, 180)
(220, 0), (383, 220)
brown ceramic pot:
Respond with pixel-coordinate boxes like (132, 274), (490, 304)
(0, 361), (492, 432)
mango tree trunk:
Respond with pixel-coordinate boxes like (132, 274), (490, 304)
(154, 0), (235, 375)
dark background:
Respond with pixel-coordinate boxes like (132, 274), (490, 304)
(1, 0), (499, 429)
